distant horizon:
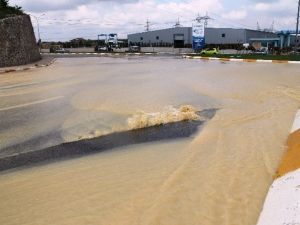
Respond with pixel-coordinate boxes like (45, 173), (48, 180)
(10, 0), (299, 42)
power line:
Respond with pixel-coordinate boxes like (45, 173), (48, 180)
(195, 12), (212, 28)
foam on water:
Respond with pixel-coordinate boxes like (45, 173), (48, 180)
(127, 105), (201, 130)
(75, 105), (201, 141)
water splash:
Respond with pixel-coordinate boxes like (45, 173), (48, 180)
(127, 105), (201, 130)
(72, 105), (201, 141)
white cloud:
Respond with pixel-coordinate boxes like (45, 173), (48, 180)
(223, 10), (247, 20)
(33, 0), (223, 40)
(254, 3), (271, 11)
(253, 0), (296, 14)
(10, 0), (137, 12)
(9, 0), (299, 41)
(249, 0), (298, 30)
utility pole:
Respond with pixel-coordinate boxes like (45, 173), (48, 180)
(257, 21), (260, 31)
(174, 17), (181, 28)
(145, 19), (150, 32)
(270, 20), (274, 32)
(195, 12), (212, 28)
(296, 0), (300, 47)
(203, 12), (212, 28)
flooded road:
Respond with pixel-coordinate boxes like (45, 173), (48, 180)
(0, 56), (300, 225)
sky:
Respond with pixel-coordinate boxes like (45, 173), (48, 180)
(10, 0), (299, 41)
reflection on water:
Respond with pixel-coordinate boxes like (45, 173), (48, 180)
(0, 57), (300, 225)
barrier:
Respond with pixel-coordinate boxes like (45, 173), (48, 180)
(183, 55), (300, 64)
(257, 109), (300, 225)
(0, 58), (56, 74)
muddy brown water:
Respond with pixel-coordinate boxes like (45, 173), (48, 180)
(0, 56), (300, 225)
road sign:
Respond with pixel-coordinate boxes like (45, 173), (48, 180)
(192, 22), (205, 51)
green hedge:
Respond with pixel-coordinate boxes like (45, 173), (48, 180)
(0, 0), (24, 19)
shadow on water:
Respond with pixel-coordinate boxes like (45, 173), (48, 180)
(0, 109), (217, 172)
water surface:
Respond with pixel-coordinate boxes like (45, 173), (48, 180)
(1, 57), (300, 225)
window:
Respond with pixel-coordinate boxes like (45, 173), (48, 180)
(140, 37), (143, 41)
(222, 33), (226, 38)
(156, 36), (159, 40)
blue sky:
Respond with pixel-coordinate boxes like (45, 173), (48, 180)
(10, 0), (299, 41)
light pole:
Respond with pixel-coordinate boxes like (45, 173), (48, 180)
(296, 0), (300, 48)
(30, 14), (45, 43)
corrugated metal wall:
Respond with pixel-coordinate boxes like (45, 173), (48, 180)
(204, 28), (246, 44)
(128, 27), (278, 46)
(128, 27), (192, 45)
(245, 30), (278, 42)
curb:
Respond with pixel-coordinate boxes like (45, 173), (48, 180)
(0, 58), (56, 74)
(257, 109), (300, 225)
(182, 55), (300, 64)
(41, 52), (159, 56)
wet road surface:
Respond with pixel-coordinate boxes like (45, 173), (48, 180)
(1, 56), (300, 225)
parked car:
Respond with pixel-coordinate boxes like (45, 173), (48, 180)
(54, 48), (70, 53)
(95, 45), (114, 52)
(127, 46), (141, 53)
(95, 46), (107, 52)
(255, 47), (268, 55)
(200, 48), (219, 55)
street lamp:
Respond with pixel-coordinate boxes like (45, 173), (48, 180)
(30, 13), (45, 43)
(296, 0), (300, 48)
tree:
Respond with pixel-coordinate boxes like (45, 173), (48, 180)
(0, 0), (24, 19)
(0, 0), (9, 7)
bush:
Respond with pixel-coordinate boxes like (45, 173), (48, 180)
(0, 0), (24, 19)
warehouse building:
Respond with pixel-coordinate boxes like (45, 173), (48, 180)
(128, 27), (278, 48)
(128, 27), (192, 48)
(205, 28), (277, 44)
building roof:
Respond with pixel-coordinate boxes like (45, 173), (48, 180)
(128, 27), (191, 36)
(249, 38), (280, 41)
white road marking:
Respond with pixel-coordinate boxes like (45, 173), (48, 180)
(229, 58), (243, 62)
(0, 82), (41, 90)
(291, 110), (300, 133)
(209, 57), (220, 60)
(0, 96), (64, 112)
(257, 168), (300, 225)
(288, 61), (300, 64)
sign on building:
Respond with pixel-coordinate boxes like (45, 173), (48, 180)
(192, 22), (205, 51)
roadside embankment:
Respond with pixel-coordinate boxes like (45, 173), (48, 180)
(0, 15), (40, 67)
(0, 56), (55, 74)
(257, 109), (300, 225)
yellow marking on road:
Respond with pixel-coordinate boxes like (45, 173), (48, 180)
(0, 96), (64, 112)
(275, 128), (300, 178)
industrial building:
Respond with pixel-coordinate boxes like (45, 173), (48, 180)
(205, 28), (277, 45)
(128, 27), (192, 48)
(128, 27), (287, 49)
(249, 31), (298, 49)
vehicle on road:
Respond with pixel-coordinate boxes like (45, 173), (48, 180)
(50, 45), (70, 53)
(95, 45), (111, 52)
(127, 46), (141, 53)
(200, 48), (219, 55)
(54, 48), (70, 53)
(254, 47), (268, 55)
